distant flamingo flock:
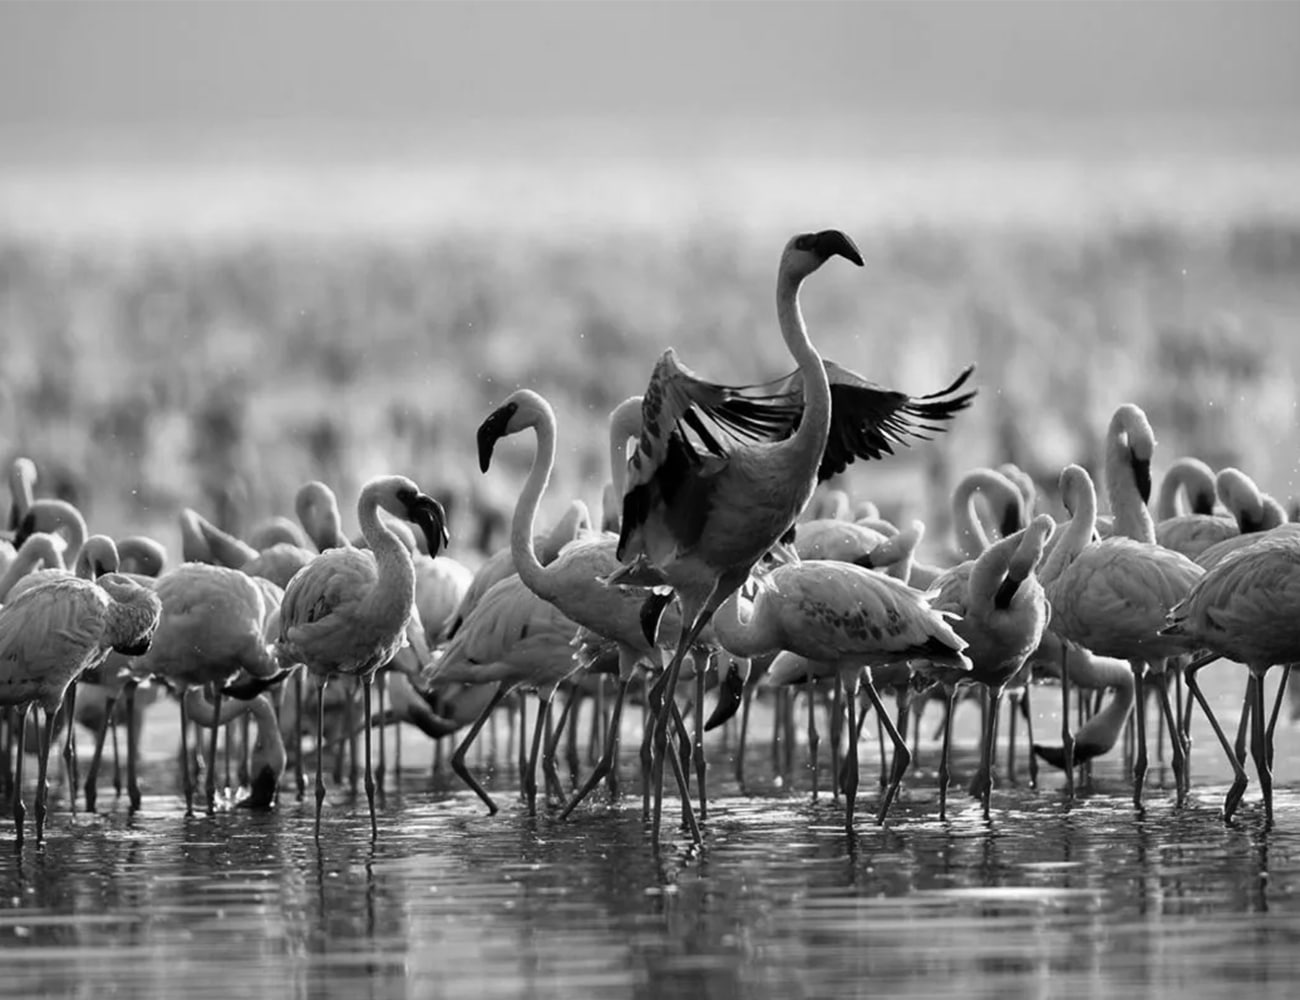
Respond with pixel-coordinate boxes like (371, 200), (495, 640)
(2, 228), (1296, 850)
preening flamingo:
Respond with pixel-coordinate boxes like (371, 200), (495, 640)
(1163, 530), (1300, 824)
(275, 474), (448, 840)
(116, 536), (169, 577)
(0, 573), (160, 844)
(613, 228), (975, 844)
(1155, 457), (1218, 521)
(1040, 464), (1203, 808)
(928, 514), (1053, 820)
(14, 497), (88, 570)
(0, 533), (67, 600)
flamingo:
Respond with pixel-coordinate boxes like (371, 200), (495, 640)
(1032, 645), (1137, 769)
(601, 395), (648, 533)
(928, 514), (1054, 820)
(128, 561), (284, 813)
(181, 687), (286, 809)
(473, 389), (706, 824)
(275, 474), (448, 840)
(1040, 464), (1203, 808)
(0, 533), (68, 600)
(1155, 466), (1268, 560)
(612, 228), (975, 843)
(116, 536), (169, 577)
(1155, 456), (1218, 521)
(706, 558), (970, 831)
(0, 573), (160, 844)
(420, 573), (580, 815)
(14, 498), (88, 570)
(1163, 530), (1300, 825)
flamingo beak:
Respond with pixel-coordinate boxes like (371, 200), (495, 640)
(813, 229), (864, 267)
(1131, 457), (1152, 505)
(409, 493), (451, 557)
(237, 764), (281, 810)
(704, 660), (747, 731)
(476, 403), (516, 473)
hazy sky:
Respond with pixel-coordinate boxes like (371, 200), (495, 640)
(3, 0), (1298, 129)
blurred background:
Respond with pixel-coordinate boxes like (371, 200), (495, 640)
(2, 1), (1298, 558)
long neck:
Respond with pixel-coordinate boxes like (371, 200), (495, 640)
(357, 484), (416, 618)
(0, 535), (65, 600)
(1156, 457), (1215, 520)
(608, 396), (643, 498)
(1105, 417), (1154, 543)
(776, 268), (831, 477)
(1040, 478), (1096, 588)
(952, 469), (1019, 559)
(969, 531), (1019, 605)
(510, 409), (560, 603)
(710, 586), (779, 659)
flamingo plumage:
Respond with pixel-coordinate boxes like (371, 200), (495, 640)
(612, 228), (975, 844)
(0, 573), (160, 844)
(275, 474), (448, 840)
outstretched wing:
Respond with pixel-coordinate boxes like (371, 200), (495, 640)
(760, 361), (978, 480)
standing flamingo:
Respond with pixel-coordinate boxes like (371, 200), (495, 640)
(0, 574), (160, 844)
(1040, 464), (1203, 808)
(612, 228), (975, 843)
(706, 558), (970, 831)
(275, 474), (448, 840)
(928, 515), (1053, 820)
(1163, 530), (1300, 825)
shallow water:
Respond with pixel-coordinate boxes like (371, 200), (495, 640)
(2, 675), (1299, 999)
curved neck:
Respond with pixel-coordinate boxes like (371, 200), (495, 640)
(710, 587), (778, 659)
(1157, 457), (1215, 520)
(952, 469), (1019, 559)
(357, 483), (416, 616)
(1105, 413), (1154, 543)
(608, 396), (643, 499)
(1040, 475), (1097, 588)
(510, 406), (560, 602)
(776, 268), (830, 474)
(0, 535), (65, 600)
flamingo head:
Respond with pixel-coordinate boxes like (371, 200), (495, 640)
(782, 229), (865, 282)
(397, 487), (450, 558)
(476, 389), (552, 474)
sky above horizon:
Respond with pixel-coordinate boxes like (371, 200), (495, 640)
(3, 1), (1298, 132)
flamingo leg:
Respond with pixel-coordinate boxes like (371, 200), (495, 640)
(1023, 685), (1038, 788)
(362, 675), (378, 841)
(238, 711), (251, 789)
(972, 686), (1003, 822)
(450, 682), (510, 815)
(561, 676), (631, 819)
(111, 714), (122, 800)
(1233, 680), (1252, 766)
(84, 694), (117, 814)
(293, 668), (306, 800)
(206, 687), (223, 813)
(542, 685), (577, 805)
(1005, 688), (1019, 785)
(565, 685), (583, 789)
(806, 677), (820, 801)
(314, 677), (328, 840)
(1250, 668), (1273, 828)
(1152, 670), (1188, 807)
(524, 691), (551, 816)
(125, 681), (141, 812)
(828, 676), (842, 801)
(938, 684), (956, 821)
(841, 672), (859, 835)
(863, 678), (910, 825)
(12, 705), (28, 846)
(1184, 654), (1249, 821)
(179, 690), (194, 816)
(62, 681), (79, 816)
(35, 706), (57, 843)
(516, 695), (529, 796)
(1059, 638), (1075, 800)
(347, 680), (361, 794)
(1264, 664), (1291, 771)
(875, 712), (888, 789)
(374, 670), (387, 793)
(693, 653), (709, 821)
(1130, 662), (1148, 810)
(735, 679), (754, 792)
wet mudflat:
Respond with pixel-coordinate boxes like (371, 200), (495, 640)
(1, 680), (1298, 1000)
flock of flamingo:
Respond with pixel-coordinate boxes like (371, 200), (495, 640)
(1, 227), (1296, 851)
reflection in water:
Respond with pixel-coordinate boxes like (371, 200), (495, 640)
(0, 717), (1298, 998)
